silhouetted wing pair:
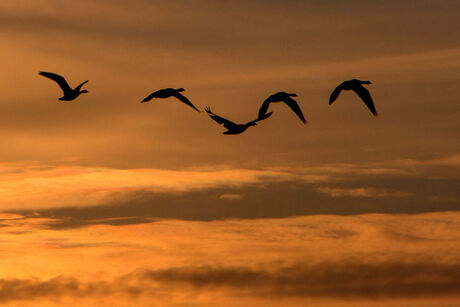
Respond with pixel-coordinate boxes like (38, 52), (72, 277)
(258, 91), (306, 124)
(39, 71), (88, 101)
(205, 107), (272, 135)
(141, 88), (200, 112)
(329, 79), (377, 116)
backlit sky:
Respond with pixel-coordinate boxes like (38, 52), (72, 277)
(0, 1), (459, 306)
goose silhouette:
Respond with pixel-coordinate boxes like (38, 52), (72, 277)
(141, 88), (200, 112)
(258, 91), (306, 124)
(39, 71), (88, 101)
(205, 107), (272, 135)
(329, 79), (378, 116)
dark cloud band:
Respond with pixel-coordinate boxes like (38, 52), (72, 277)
(1, 261), (459, 303)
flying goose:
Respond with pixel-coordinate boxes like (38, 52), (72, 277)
(39, 71), (88, 101)
(258, 91), (306, 124)
(205, 107), (272, 135)
(141, 88), (200, 112)
(329, 79), (378, 116)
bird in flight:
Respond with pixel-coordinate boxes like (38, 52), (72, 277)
(258, 91), (306, 124)
(205, 107), (272, 135)
(141, 88), (200, 112)
(329, 79), (378, 116)
(39, 71), (88, 101)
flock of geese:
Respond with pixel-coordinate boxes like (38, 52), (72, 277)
(39, 71), (378, 135)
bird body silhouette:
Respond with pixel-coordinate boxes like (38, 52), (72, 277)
(258, 91), (306, 124)
(205, 107), (272, 135)
(141, 88), (200, 112)
(39, 71), (88, 101)
(329, 79), (377, 116)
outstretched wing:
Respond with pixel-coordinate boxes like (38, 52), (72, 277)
(141, 92), (156, 103)
(353, 85), (378, 116)
(205, 107), (237, 129)
(329, 85), (343, 104)
(257, 98), (272, 119)
(173, 93), (200, 112)
(39, 71), (72, 94)
(75, 80), (88, 92)
(283, 97), (306, 124)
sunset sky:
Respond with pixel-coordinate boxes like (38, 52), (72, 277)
(0, 1), (459, 306)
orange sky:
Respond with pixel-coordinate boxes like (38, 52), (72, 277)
(0, 0), (459, 306)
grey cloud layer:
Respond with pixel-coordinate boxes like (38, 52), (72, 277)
(1, 260), (459, 303)
(10, 157), (460, 229)
(140, 261), (460, 299)
(2, 0), (458, 57)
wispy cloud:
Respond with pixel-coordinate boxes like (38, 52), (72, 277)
(1, 154), (459, 213)
(0, 162), (292, 210)
(316, 187), (411, 198)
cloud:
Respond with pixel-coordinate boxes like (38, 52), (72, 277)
(0, 276), (109, 303)
(1, 260), (459, 304)
(316, 187), (411, 198)
(1, 154), (459, 211)
(3, 154), (460, 228)
(0, 211), (459, 306)
(139, 261), (460, 299)
(0, 213), (23, 220)
(0, 0), (459, 177)
(0, 162), (293, 210)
